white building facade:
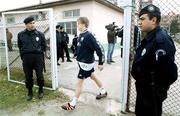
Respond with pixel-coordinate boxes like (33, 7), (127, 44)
(0, 0), (123, 51)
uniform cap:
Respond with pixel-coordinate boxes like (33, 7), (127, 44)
(56, 25), (61, 29)
(24, 16), (34, 24)
(139, 4), (161, 17)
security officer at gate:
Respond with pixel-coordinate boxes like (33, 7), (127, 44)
(131, 4), (177, 116)
(17, 16), (46, 101)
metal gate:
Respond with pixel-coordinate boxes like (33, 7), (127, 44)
(127, 0), (180, 115)
(1, 9), (58, 90)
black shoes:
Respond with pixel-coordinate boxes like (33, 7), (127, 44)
(27, 89), (33, 101)
(38, 87), (43, 99)
(26, 87), (43, 101)
(107, 60), (115, 64)
(110, 60), (115, 63)
(57, 63), (61, 65)
(107, 61), (111, 64)
(38, 92), (43, 99)
(27, 94), (33, 101)
(67, 59), (72, 62)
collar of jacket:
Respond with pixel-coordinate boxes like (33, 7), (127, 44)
(144, 25), (161, 42)
(25, 29), (38, 34)
(80, 29), (88, 34)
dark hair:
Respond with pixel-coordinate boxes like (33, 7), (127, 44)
(147, 12), (161, 24)
(77, 17), (89, 28)
(56, 25), (60, 29)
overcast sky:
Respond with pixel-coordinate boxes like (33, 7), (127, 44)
(0, 0), (58, 11)
(0, 0), (179, 15)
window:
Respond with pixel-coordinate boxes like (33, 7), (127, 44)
(30, 15), (39, 20)
(39, 12), (47, 20)
(63, 9), (80, 18)
(73, 9), (80, 17)
(58, 21), (77, 35)
(6, 17), (15, 24)
(30, 13), (47, 21)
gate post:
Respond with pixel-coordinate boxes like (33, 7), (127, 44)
(120, 0), (133, 112)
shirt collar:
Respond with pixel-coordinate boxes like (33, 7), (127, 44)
(80, 29), (88, 34)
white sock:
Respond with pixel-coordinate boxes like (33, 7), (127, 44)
(99, 87), (106, 94)
(70, 97), (78, 106)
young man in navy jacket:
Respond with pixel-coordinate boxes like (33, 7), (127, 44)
(61, 17), (107, 110)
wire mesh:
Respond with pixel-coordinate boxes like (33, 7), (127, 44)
(128, 0), (180, 115)
(0, 26), (6, 76)
(2, 10), (53, 88)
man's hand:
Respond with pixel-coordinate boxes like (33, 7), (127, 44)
(98, 65), (103, 71)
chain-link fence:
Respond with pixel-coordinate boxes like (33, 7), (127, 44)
(0, 26), (6, 77)
(128, 0), (180, 115)
(1, 9), (56, 89)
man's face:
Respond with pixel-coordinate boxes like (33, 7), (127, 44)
(25, 21), (35, 31)
(139, 14), (156, 32)
(60, 28), (64, 32)
(56, 27), (61, 32)
(77, 21), (84, 32)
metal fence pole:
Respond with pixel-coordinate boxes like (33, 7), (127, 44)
(120, 0), (133, 112)
(48, 8), (58, 90)
(2, 13), (10, 81)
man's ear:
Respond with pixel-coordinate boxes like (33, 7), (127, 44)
(151, 17), (157, 24)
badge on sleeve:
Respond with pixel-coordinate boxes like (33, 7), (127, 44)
(155, 49), (166, 61)
(81, 37), (84, 42)
(36, 37), (39, 41)
(141, 48), (146, 56)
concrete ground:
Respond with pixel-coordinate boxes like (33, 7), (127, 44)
(1, 48), (135, 116)
(57, 54), (126, 115)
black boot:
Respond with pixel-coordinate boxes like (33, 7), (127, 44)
(38, 87), (43, 99)
(67, 59), (72, 62)
(27, 88), (33, 101)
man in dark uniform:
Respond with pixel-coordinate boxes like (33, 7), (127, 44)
(131, 4), (178, 116)
(56, 25), (63, 65)
(17, 16), (46, 101)
(59, 26), (72, 62)
(71, 34), (78, 57)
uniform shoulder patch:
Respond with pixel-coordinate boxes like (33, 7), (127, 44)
(155, 49), (166, 61)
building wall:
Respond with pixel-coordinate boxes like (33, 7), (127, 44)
(92, 1), (123, 44)
(53, 1), (94, 42)
(0, 1), (124, 52)
(52, 1), (123, 45)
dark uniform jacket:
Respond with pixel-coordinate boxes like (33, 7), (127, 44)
(76, 31), (104, 65)
(56, 30), (61, 47)
(60, 31), (69, 44)
(17, 29), (46, 58)
(131, 26), (177, 89)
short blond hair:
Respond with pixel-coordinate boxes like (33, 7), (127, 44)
(77, 17), (89, 28)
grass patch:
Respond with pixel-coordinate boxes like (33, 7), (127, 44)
(0, 72), (69, 112)
(1, 67), (52, 88)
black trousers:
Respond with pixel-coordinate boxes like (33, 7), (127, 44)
(22, 53), (44, 89)
(61, 43), (70, 60)
(57, 46), (63, 62)
(120, 39), (123, 58)
(135, 82), (167, 116)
